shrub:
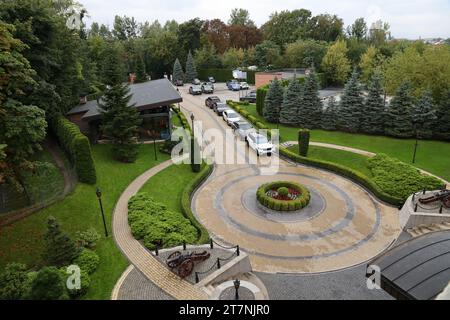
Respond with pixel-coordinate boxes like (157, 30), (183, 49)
(278, 187), (289, 197)
(298, 129), (310, 157)
(59, 267), (90, 298)
(0, 263), (28, 300)
(73, 249), (100, 275)
(51, 116), (96, 184)
(28, 267), (66, 300)
(257, 181), (310, 211)
(368, 154), (444, 200)
(75, 228), (101, 249)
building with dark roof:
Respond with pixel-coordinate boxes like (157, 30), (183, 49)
(67, 79), (182, 141)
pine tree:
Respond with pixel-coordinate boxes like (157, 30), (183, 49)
(172, 58), (184, 83)
(263, 78), (284, 123)
(100, 84), (142, 163)
(299, 71), (323, 129)
(411, 90), (437, 139)
(43, 216), (79, 267)
(338, 69), (364, 133)
(102, 45), (124, 86)
(434, 90), (450, 141)
(363, 71), (386, 135)
(280, 78), (301, 125)
(134, 55), (147, 83)
(385, 81), (415, 138)
(185, 51), (198, 82)
(321, 96), (338, 131)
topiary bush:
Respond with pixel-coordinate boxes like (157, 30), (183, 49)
(257, 181), (311, 212)
(75, 228), (101, 249)
(298, 129), (310, 157)
(73, 249), (100, 275)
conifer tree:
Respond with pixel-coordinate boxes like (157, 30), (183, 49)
(321, 96), (338, 131)
(338, 69), (364, 133)
(185, 51), (198, 82)
(280, 78), (301, 125)
(385, 81), (415, 138)
(411, 90), (437, 139)
(134, 55), (147, 83)
(434, 90), (450, 141)
(263, 78), (284, 123)
(363, 71), (386, 135)
(43, 216), (79, 267)
(172, 58), (184, 83)
(299, 71), (322, 128)
(100, 84), (142, 162)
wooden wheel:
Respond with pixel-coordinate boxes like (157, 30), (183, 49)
(167, 251), (181, 269)
(178, 260), (194, 278)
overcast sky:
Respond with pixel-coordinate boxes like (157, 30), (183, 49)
(81, 0), (450, 39)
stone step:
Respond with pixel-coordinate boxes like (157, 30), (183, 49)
(408, 222), (450, 237)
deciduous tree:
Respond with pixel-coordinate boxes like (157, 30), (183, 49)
(321, 40), (351, 85)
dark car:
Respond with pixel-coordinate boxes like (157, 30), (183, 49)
(213, 102), (230, 116)
(239, 90), (257, 103)
(174, 79), (184, 86)
(205, 96), (221, 108)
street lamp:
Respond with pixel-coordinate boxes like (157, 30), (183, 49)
(96, 187), (108, 237)
(234, 279), (240, 300)
(412, 125), (419, 164)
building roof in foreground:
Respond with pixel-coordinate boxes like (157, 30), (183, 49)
(368, 230), (450, 300)
(67, 78), (182, 121)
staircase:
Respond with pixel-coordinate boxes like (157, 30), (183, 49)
(407, 222), (450, 237)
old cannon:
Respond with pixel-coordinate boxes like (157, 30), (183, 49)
(419, 190), (450, 209)
(166, 251), (211, 278)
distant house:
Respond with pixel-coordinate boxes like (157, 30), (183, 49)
(67, 79), (182, 142)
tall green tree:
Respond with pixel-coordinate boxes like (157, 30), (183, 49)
(411, 91), (437, 139)
(321, 40), (351, 85)
(338, 70), (364, 133)
(434, 90), (450, 140)
(228, 8), (255, 27)
(43, 216), (79, 267)
(385, 81), (415, 138)
(255, 40), (281, 68)
(263, 78), (284, 123)
(362, 71), (386, 134)
(172, 58), (184, 83)
(321, 97), (338, 131)
(185, 50), (198, 82)
(134, 55), (147, 83)
(299, 71), (323, 128)
(280, 79), (302, 125)
(100, 84), (142, 163)
(359, 46), (382, 84)
(347, 18), (368, 40)
(284, 40), (328, 69)
(101, 44), (125, 86)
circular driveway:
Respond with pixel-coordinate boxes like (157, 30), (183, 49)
(179, 84), (401, 274)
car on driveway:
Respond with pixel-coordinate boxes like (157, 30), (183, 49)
(205, 96), (221, 108)
(192, 78), (201, 85)
(240, 82), (250, 90)
(239, 90), (257, 103)
(174, 79), (184, 86)
(208, 76), (216, 83)
(231, 121), (255, 141)
(227, 81), (241, 91)
(246, 132), (275, 157)
(201, 82), (214, 94)
(222, 109), (241, 126)
(213, 102), (230, 116)
(189, 85), (202, 95)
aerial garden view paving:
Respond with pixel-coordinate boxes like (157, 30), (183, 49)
(0, 0), (449, 309)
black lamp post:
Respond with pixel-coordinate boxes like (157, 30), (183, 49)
(96, 187), (108, 237)
(190, 113), (195, 134)
(153, 134), (158, 161)
(234, 279), (240, 300)
(412, 125), (419, 164)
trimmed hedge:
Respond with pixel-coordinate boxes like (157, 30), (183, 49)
(298, 129), (310, 157)
(51, 116), (96, 184)
(180, 164), (213, 244)
(279, 147), (404, 206)
(256, 181), (311, 211)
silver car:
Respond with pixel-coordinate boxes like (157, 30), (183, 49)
(213, 102), (230, 116)
(232, 121), (255, 141)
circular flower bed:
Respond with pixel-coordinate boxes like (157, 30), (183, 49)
(256, 181), (311, 212)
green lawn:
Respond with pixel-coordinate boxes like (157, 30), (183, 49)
(0, 144), (170, 300)
(242, 104), (450, 181)
(138, 163), (197, 212)
(289, 145), (373, 177)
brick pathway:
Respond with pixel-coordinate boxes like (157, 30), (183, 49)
(112, 160), (208, 300)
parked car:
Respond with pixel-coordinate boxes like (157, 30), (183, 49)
(192, 78), (201, 85)
(227, 81), (241, 91)
(222, 109), (241, 126)
(174, 79), (184, 86)
(246, 132), (275, 157)
(240, 82), (250, 90)
(231, 121), (255, 141)
(213, 102), (230, 116)
(239, 90), (257, 103)
(208, 76), (216, 83)
(189, 85), (202, 95)
(201, 82), (214, 94)
(205, 96), (221, 108)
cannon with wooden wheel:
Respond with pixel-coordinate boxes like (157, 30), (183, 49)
(419, 190), (450, 209)
(166, 251), (211, 278)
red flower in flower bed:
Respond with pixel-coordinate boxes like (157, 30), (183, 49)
(266, 188), (301, 201)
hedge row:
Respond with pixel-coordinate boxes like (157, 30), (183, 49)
(256, 181), (311, 211)
(279, 147), (404, 206)
(180, 164), (213, 244)
(171, 106), (192, 135)
(51, 116), (97, 184)
(197, 68), (256, 84)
